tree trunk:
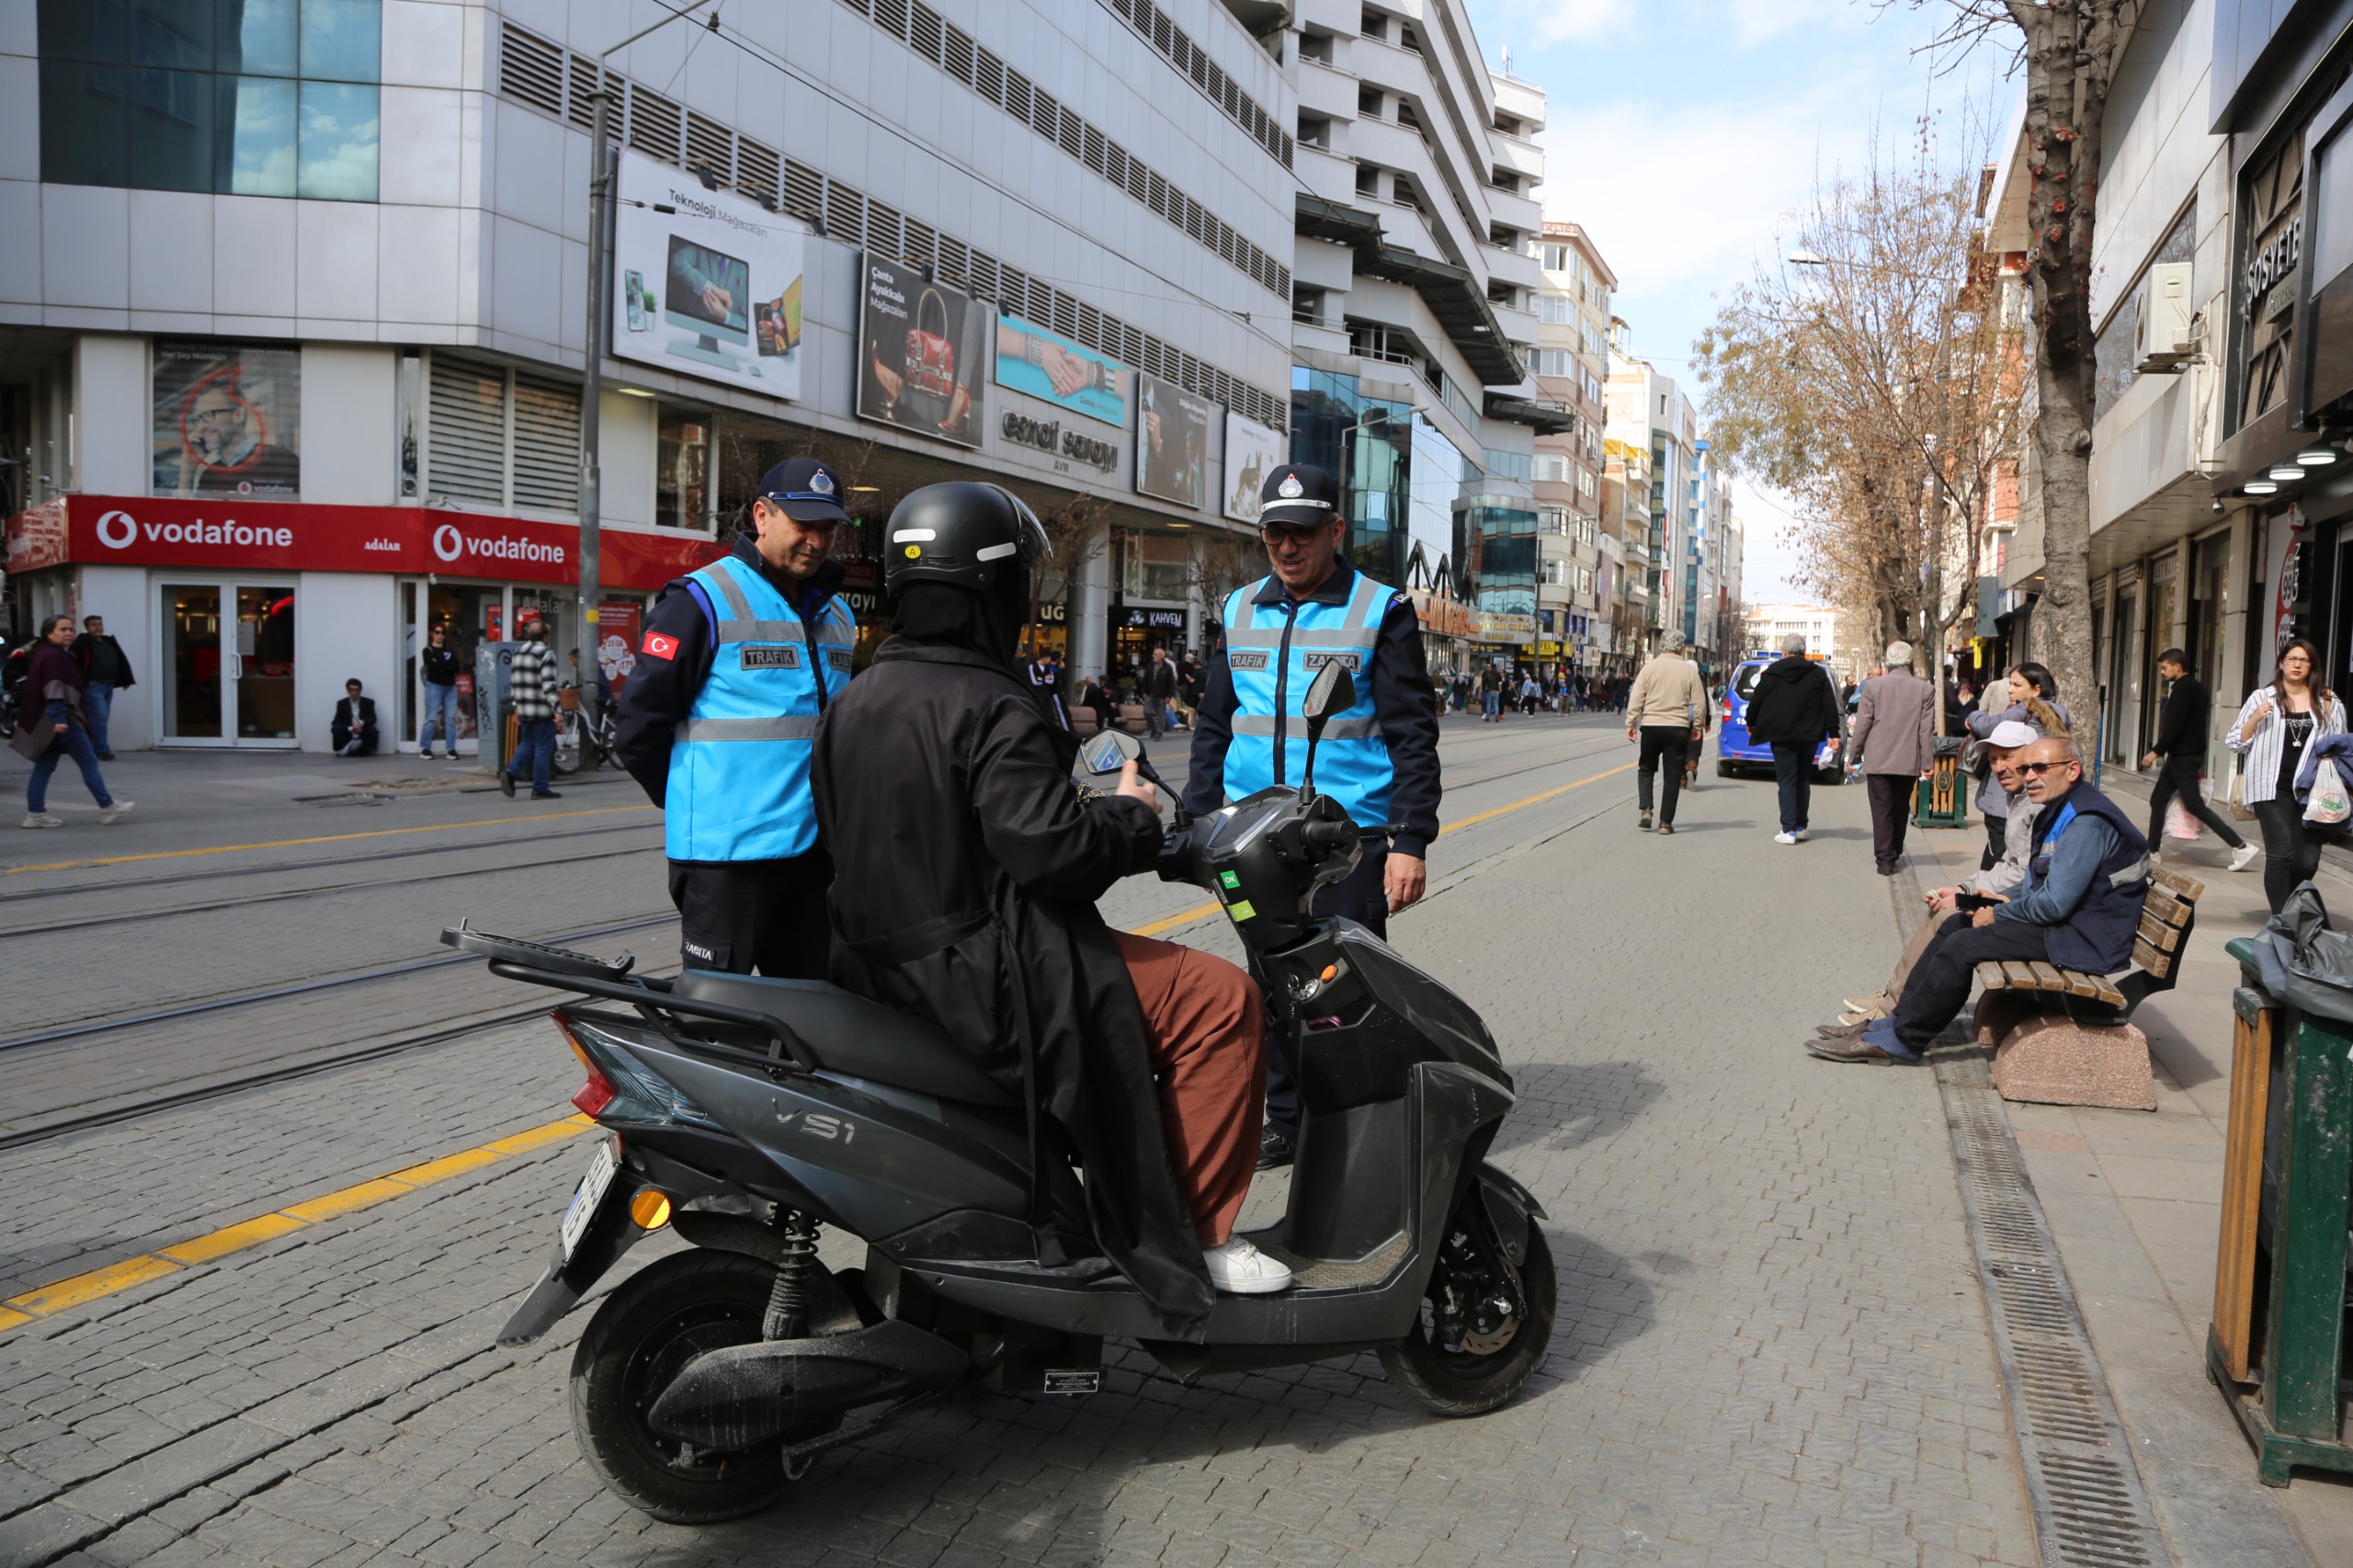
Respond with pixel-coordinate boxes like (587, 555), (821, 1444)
(2032, 353), (2097, 716)
(2009, 0), (2134, 721)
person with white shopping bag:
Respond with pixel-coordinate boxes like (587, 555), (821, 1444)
(2140, 647), (2258, 872)
(2226, 637), (2347, 914)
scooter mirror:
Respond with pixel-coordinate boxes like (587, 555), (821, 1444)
(1081, 728), (1141, 776)
(1302, 662), (1356, 731)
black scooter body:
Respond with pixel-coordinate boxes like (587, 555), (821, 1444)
(463, 672), (1543, 1486)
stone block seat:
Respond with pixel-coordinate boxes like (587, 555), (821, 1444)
(1970, 865), (2202, 1110)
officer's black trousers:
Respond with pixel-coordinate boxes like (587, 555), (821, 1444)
(1260, 845), (1387, 1140)
(667, 847), (834, 979)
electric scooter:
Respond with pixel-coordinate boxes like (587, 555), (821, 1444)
(446, 663), (1554, 1522)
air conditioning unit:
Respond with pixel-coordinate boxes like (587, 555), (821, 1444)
(2134, 262), (2195, 371)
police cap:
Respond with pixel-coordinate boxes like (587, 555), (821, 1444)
(1258, 462), (1339, 528)
(757, 457), (852, 524)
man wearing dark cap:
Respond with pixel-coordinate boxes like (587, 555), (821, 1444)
(1184, 461), (1443, 1169)
(615, 458), (858, 977)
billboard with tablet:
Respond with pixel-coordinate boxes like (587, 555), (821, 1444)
(612, 150), (804, 400)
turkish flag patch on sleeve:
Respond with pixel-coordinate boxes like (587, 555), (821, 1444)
(642, 631), (680, 660)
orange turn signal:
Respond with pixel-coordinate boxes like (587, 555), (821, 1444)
(629, 1189), (673, 1230)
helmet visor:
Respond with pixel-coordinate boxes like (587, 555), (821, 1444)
(990, 487), (1051, 563)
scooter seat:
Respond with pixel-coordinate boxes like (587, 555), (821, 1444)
(670, 971), (1017, 1109)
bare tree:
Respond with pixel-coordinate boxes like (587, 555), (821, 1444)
(1027, 491), (1111, 659)
(1696, 126), (2024, 729)
(1890, 0), (2148, 709)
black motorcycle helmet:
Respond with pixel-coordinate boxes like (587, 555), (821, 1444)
(883, 482), (1051, 594)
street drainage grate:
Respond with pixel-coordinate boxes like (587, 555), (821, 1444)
(1934, 1045), (2173, 1568)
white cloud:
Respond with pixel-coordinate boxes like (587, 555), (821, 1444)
(1483, 0), (1632, 48)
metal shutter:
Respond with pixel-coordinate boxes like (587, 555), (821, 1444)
(512, 371), (580, 513)
(427, 357), (507, 506)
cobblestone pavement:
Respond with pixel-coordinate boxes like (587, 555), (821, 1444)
(0, 723), (2050, 1567)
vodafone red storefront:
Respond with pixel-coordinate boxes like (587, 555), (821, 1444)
(5, 496), (722, 756)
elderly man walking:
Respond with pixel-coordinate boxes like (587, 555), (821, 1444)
(1849, 642), (1937, 875)
(1625, 631), (1711, 835)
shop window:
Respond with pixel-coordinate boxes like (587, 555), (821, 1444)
(425, 353), (581, 513)
(1120, 530), (1189, 601)
(657, 415), (710, 531)
(38, 0), (381, 200)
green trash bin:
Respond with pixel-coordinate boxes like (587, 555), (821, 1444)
(2208, 937), (2353, 1485)
(1913, 734), (1971, 828)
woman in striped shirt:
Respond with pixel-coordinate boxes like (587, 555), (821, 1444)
(2225, 637), (2346, 912)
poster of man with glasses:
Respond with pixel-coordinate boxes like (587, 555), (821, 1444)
(153, 340), (302, 500)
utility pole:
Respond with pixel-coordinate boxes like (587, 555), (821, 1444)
(575, 5), (711, 762)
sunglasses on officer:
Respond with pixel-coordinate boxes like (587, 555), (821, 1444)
(2017, 759), (2078, 776)
(1258, 519), (1329, 547)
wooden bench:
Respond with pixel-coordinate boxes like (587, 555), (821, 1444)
(1973, 864), (2202, 1023)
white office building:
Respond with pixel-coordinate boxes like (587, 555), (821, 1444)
(3, 0), (1302, 752)
(1281, 2), (1551, 666)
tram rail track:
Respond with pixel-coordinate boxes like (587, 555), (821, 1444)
(0, 912), (677, 1058)
(0, 722), (1643, 1154)
(0, 817), (661, 905)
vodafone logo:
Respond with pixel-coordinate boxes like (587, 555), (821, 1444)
(432, 523), (464, 562)
(93, 506), (293, 551)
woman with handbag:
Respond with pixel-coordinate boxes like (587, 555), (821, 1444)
(15, 616), (132, 828)
(1963, 662), (2070, 869)
(2226, 637), (2347, 913)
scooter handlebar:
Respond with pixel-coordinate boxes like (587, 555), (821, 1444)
(1300, 819), (1361, 852)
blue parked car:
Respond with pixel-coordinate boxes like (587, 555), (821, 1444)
(1715, 653), (1847, 781)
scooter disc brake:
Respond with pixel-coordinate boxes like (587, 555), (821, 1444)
(1458, 1253), (1524, 1356)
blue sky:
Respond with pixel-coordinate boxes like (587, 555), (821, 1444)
(1465, 0), (2015, 597)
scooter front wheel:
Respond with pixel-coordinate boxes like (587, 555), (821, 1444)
(1380, 1217), (1555, 1417)
(570, 1250), (806, 1522)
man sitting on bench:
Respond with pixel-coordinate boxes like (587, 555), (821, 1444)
(1812, 735), (2150, 1065)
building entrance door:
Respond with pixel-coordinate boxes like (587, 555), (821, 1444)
(159, 581), (298, 746)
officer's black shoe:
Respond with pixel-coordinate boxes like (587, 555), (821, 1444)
(1256, 1130), (1295, 1171)
(531, 790), (563, 800)
(499, 771), (516, 798)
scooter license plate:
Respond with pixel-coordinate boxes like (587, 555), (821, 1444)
(557, 1141), (620, 1263)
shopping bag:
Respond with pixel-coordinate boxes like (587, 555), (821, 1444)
(2306, 764), (2353, 825)
(2164, 781), (2204, 841)
(904, 289), (959, 399)
(2228, 756), (2256, 822)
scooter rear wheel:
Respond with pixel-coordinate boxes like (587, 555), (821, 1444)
(570, 1250), (805, 1522)
(1380, 1219), (1555, 1417)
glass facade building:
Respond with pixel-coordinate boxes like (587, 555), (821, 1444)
(1290, 367), (1414, 585)
(38, 0), (382, 201)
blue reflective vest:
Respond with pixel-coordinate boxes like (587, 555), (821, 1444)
(665, 554), (856, 862)
(1220, 571), (1395, 828)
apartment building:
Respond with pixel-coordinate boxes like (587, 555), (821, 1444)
(2, 0), (1299, 750)
(1531, 220), (1613, 676)
(1282, 1), (1553, 670)
(1606, 338), (1699, 663)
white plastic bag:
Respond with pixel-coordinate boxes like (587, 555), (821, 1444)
(2307, 765), (2353, 825)
(2165, 780), (2204, 841)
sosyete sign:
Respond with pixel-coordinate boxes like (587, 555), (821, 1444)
(12, 495), (722, 591)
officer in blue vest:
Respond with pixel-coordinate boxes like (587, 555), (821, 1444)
(1184, 461), (1442, 1167)
(614, 458), (858, 979)
(1811, 734), (2151, 1065)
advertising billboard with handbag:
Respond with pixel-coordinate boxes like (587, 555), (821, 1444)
(611, 150), (805, 401)
(856, 255), (988, 448)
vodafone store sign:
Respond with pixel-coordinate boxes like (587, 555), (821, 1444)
(47, 495), (719, 590)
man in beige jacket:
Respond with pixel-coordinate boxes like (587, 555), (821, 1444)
(1624, 631), (1711, 834)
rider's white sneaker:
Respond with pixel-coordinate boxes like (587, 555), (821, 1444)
(2229, 843), (2260, 873)
(1204, 1235), (1295, 1294)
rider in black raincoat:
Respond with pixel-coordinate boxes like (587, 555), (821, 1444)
(810, 485), (1218, 1341)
